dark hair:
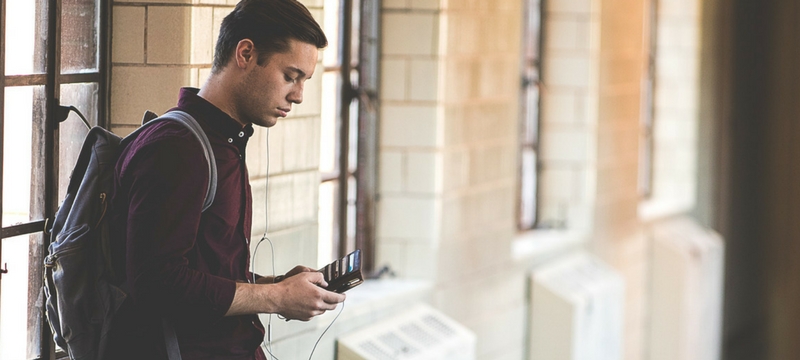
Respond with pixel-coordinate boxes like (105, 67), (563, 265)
(212, 0), (327, 73)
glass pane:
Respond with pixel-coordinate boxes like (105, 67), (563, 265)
(350, 0), (360, 68)
(522, 82), (540, 145)
(317, 181), (337, 267)
(639, 128), (654, 197)
(5, 0), (48, 75)
(519, 149), (537, 229)
(319, 71), (340, 174)
(323, 0), (341, 68)
(525, 0), (542, 61)
(346, 175), (356, 253)
(348, 95), (359, 173)
(0, 233), (32, 360)
(61, 0), (100, 73)
(59, 83), (98, 199)
(3, 86), (44, 226)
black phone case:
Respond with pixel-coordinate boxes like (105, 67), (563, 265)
(320, 249), (364, 293)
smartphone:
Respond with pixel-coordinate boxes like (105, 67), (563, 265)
(319, 249), (364, 293)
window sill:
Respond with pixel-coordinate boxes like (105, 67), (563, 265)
(512, 228), (587, 265)
(639, 197), (694, 223)
(315, 278), (433, 325)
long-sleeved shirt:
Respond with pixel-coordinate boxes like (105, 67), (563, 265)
(108, 88), (266, 359)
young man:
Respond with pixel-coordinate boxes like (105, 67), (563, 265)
(107, 1), (345, 358)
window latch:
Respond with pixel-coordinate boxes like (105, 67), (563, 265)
(0, 263), (8, 277)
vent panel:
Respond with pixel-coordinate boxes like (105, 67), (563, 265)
(338, 304), (476, 360)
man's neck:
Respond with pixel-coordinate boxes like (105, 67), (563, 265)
(197, 75), (247, 128)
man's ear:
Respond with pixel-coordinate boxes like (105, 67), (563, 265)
(234, 39), (257, 69)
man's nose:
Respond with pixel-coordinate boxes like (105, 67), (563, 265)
(288, 85), (304, 104)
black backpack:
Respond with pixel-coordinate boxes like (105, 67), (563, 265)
(43, 110), (217, 360)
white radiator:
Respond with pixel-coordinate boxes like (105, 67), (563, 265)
(529, 252), (625, 360)
(337, 304), (476, 360)
(648, 217), (724, 360)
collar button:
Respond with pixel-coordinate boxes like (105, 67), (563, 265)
(239, 131), (245, 138)
(228, 138), (233, 143)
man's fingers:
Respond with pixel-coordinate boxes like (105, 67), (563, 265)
(321, 290), (346, 305)
(286, 265), (316, 278)
(305, 272), (329, 288)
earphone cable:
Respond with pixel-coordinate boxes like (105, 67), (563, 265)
(252, 127), (344, 360)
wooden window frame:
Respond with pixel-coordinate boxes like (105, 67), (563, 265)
(319, 0), (379, 274)
(640, 0), (658, 199)
(518, 0), (545, 231)
(0, 0), (110, 357)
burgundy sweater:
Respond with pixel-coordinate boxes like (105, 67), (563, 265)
(108, 88), (266, 359)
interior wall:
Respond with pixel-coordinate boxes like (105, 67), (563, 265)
(697, 0), (800, 359)
(699, 0), (769, 359)
(435, 0), (523, 357)
(591, 0), (648, 358)
(761, 1), (800, 359)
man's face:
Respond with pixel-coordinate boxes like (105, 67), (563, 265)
(236, 39), (318, 128)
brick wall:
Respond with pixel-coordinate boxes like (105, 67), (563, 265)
(376, 1), (442, 280)
(642, 0), (701, 217)
(539, 0), (602, 231)
(539, 0), (652, 358)
(377, 0), (527, 358)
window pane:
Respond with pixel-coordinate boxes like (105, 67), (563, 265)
(349, 0), (360, 68)
(522, 83), (540, 144)
(0, 233), (32, 360)
(59, 83), (99, 199)
(345, 175), (356, 251)
(323, 0), (341, 68)
(525, 0), (542, 61)
(5, 0), (48, 75)
(318, 181), (337, 267)
(3, 86), (44, 226)
(319, 72), (340, 174)
(347, 71), (359, 173)
(519, 149), (537, 229)
(519, 0), (542, 231)
(60, 0), (100, 73)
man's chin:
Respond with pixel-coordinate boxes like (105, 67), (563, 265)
(252, 117), (278, 128)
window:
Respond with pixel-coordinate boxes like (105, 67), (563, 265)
(518, 0), (543, 231)
(317, 0), (379, 273)
(0, 0), (109, 358)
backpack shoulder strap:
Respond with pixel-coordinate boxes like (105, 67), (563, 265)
(144, 110), (218, 212)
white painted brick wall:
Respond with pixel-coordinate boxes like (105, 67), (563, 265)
(110, 66), (193, 125)
(643, 0), (701, 218)
(112, 6), (145, 63)
(380, 104), (439, 148)
(381, 58), (408, 101)
(382, 12), (438, 56)
(146, 6), (211, 65)
(377, 196), (439, 239)
(409, 58), (440, 102)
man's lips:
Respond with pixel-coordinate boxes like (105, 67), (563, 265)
(278, 108), (290, 117)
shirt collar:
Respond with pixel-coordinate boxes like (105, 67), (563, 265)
(174, 87), (255, 146)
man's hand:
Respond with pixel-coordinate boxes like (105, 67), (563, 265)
(272, 271), (345, 321)
(225, 266), (345, 320)
(254, 265), (316, 285)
